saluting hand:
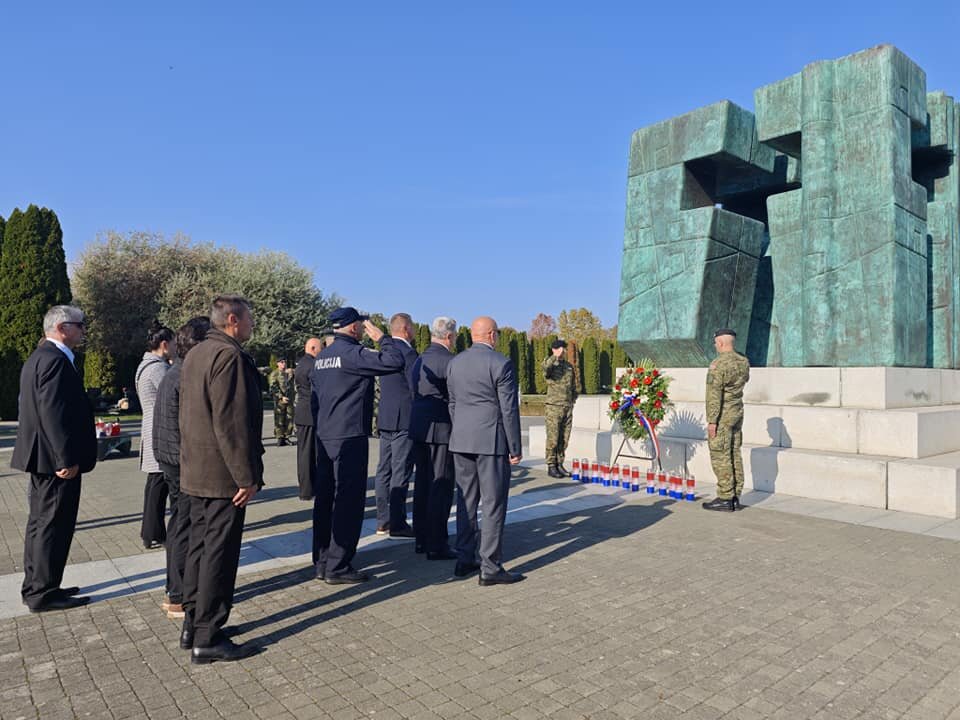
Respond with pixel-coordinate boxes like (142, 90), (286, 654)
(363, 320), (384, 343)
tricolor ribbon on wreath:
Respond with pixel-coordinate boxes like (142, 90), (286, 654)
(617, 393), (661, 462)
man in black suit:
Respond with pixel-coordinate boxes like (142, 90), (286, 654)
(446, 316), (524, 585)
(410, 316), (458, 560)
(294, 336), (323, 502)
(374, 313), (419, 539)
(12, 305), (97, 612)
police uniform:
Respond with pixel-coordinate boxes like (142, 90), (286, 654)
(311, 308), (404, 582)
(703, 328), (750, 511)
(542, 339), (577, 478)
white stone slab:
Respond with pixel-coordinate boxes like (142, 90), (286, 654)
(941, 370), (960, 405)
(860, 511), (951, 534)
(658, 368), (707, 403)
(780, 406), (859, 454)
(887, 451), (960, 518)
(841, 367), (941, 409)
(572, 396), (602, 430)
(744, 367), (841, 407)
(528, 424), (545, 459)
(769, 447), (888, 508)
(658, 402), (708, 440)
(858, 406), (960, 459)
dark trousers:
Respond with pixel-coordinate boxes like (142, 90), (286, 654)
(159, 463), (191, 604)
(412, 442), (455, 552)
(375, 429), (413, 528)
(295, 424), (317, 501)
(181, 496), (246, 647)
(21, 473), (82, 609)
(453, 453), (510, 576)
(315, 435), (368, 577)
(140, 471), (168, 546)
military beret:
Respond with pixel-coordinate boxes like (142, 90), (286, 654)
(330, 307), (369, 329)
(714, 328), (737, 338)
(551, 339), (567, 349)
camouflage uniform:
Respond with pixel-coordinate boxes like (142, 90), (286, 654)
(543, 355), (577, 467)
(705, 350), (750, 498)
(269, 366), (296, 441)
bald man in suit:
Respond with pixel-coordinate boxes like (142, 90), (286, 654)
(446, 316), (524, 585)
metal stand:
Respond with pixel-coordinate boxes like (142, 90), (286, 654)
(610, 425), (662, 471)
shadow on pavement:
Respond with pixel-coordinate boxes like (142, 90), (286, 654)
(230, 498), (675, 651)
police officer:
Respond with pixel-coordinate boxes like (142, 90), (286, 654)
(543, 339), (577, 478)
(702, 328), (750, 512)
(311, 307), (404, 583)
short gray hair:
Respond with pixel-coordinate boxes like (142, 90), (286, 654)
(430, 316), (457, 340)
(43, 305), (84, 336)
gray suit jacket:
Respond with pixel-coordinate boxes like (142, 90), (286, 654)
(447, 343), (521, 456)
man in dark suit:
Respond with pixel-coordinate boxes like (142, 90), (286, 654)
(294, 336), (323, 502)
(410, 317), (459, 560)
(446, 316), (524, 585)
(12, 305), (97, 612)
(374, 313), (419, 539)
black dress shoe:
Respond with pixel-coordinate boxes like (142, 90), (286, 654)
(29, 595), (90, 613)
(426, 548), (458, 561)
(702, 497), (735, 512)
(56, 586), (80, 597)
(180, 628), (194, 650)
(478, 569), (525, 586)
(453, 561), (480, 578)
(191, 638), (254, 664)
(547, 465), (563, 479)
(278, 437), (289, 447)
(325, 568), (370, 585)
(314, 562), (326, 580)
(388, 526), (415, 539)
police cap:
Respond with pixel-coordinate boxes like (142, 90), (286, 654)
(714, 328), (737, 338)
(551, 339), (567, 349)
(330, 307), (369, 329)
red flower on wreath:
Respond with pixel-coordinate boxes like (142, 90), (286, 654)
(654, 399), (662, 408)
(657, 391), (664, 398)
(643, 376), (652, 385)
(610, 401), (620, 410)
(615, 385), (621, 391)
(637, 367), (644, 373)
(652, 369), (659, 377)
(630, 378), (638, 388)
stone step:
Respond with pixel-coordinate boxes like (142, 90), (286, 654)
(626, 366), (960, 409)
(526, 426), (960, 518)
(568, 395), (960, 459)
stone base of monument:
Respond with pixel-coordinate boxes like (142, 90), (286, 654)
(526, 367), (960, 518)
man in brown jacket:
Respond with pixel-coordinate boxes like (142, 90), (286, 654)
(179, 295), (264, 664)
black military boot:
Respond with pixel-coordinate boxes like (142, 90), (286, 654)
(732, 495), (742, 511)
(701, 497), (734, 512)
(547, 464), (563, 479)
(557, 463), (570, 477)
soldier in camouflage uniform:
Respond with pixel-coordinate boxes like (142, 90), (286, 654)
(269, 358), (296, 446)
(702, 328), (750, 512)
(543, 339), (577, 479)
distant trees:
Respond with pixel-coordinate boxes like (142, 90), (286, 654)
(72, 231), (340, 394)
(0, 206), (72, 418)
(557, 308), (603, 347)
(529, 312), (557, 339)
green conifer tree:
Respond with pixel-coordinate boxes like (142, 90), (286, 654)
(581, 336), (600, 394)
(0, 206), (72, 418)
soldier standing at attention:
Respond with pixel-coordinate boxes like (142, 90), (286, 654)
(269, 358), (295, 446)
(702, 328), (750, 512)
(542, 339), (577, 479)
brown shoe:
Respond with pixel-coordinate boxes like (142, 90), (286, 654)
(167, 603), (185, 619)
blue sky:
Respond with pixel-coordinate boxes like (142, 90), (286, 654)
(2, 1), (958, 330)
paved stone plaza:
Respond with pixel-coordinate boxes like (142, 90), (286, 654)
(2, 420), (960, 719)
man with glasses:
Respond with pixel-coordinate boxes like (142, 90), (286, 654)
(12, 306), (97, 612)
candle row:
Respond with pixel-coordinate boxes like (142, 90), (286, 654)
(569, 459), (696, 501)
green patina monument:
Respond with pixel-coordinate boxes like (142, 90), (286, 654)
(618, 45), (959, 368)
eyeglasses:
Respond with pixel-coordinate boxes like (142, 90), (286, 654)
(62, 322), (86, 329)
